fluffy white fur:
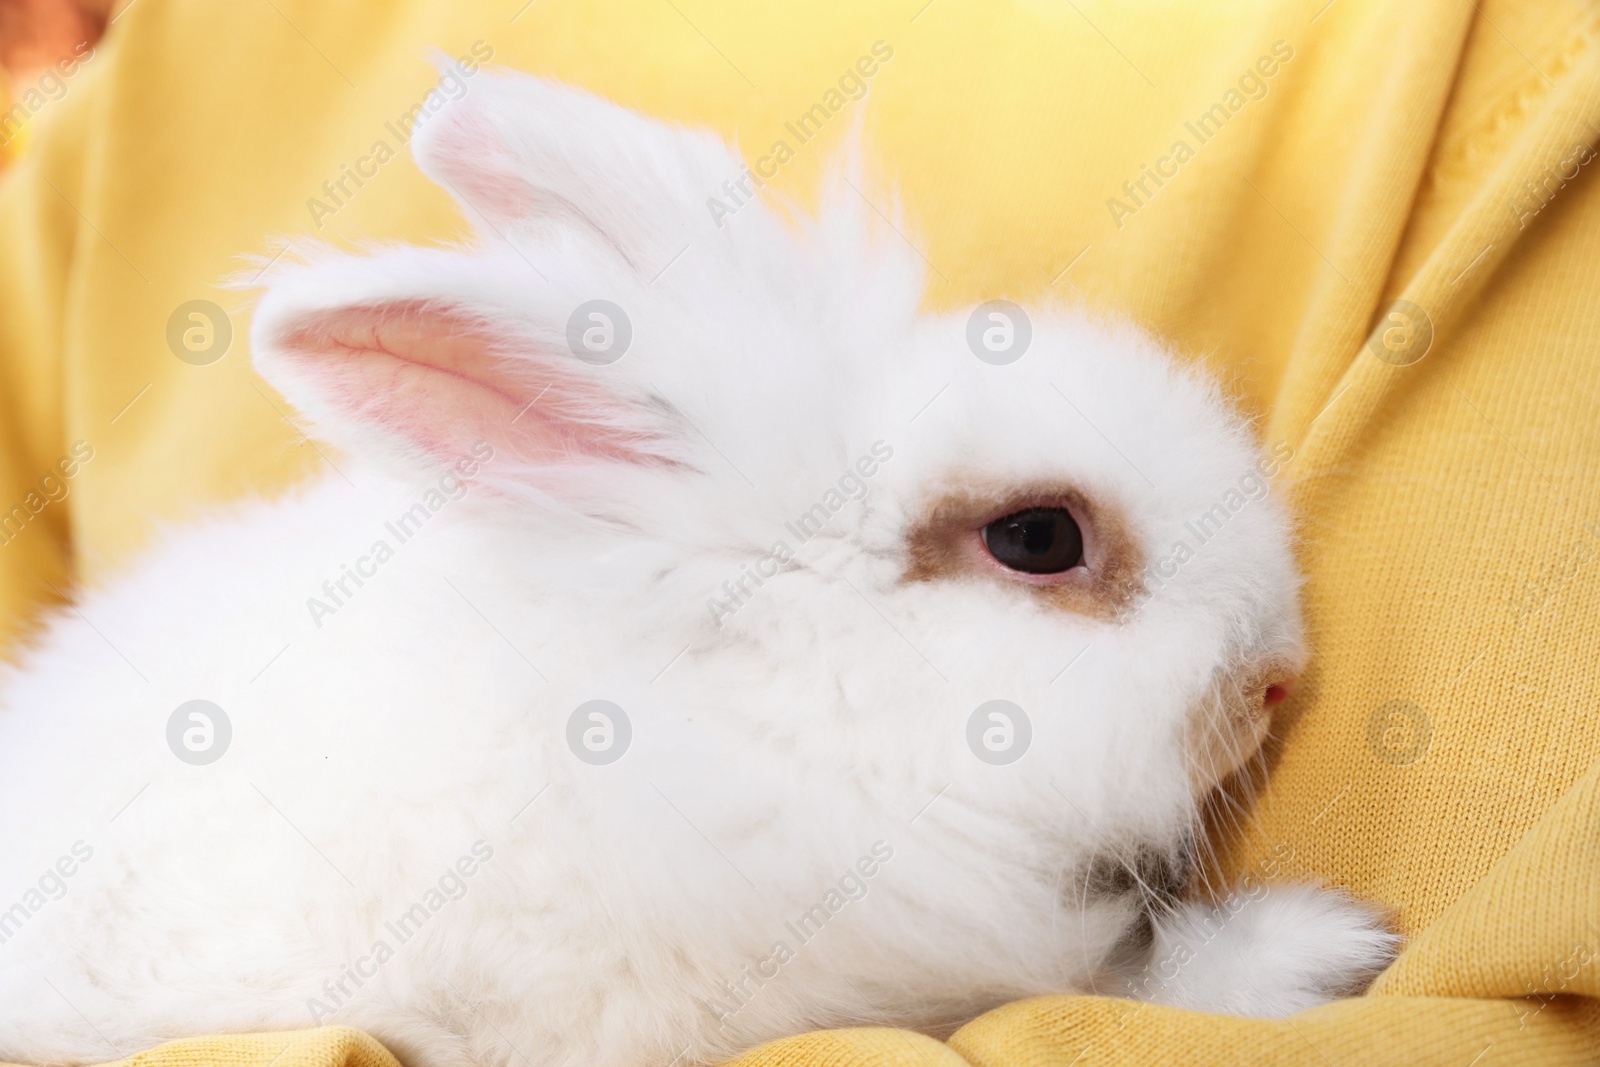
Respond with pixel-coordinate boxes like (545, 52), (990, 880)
(0, 72), (1395, 1067)
(1132, 886), (1403, 1017)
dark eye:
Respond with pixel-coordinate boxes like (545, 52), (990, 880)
(981, 507), (1084, 574)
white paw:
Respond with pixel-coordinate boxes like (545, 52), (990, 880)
(1128, 883), (1399, 1017)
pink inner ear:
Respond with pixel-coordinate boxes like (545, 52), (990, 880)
(423, 109), (537, 222)
(275, 301), (660, 468)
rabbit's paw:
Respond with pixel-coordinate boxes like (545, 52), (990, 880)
(1131, 883), (1399, 1017)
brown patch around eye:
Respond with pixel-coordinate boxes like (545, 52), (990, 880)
(903, 480), (1146, 620)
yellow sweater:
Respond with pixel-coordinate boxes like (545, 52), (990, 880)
(1, 1), (1597, 1064)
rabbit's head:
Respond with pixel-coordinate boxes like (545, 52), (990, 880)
(252, 72), (1302, 917)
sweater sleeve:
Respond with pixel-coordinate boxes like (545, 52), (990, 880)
(0, 83), (87, 649)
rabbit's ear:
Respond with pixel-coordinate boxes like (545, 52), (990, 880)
(251, 273), (685, 480)
(410, 72), (736, 271)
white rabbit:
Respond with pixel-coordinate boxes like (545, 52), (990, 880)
(0, 70), (1396, 1067)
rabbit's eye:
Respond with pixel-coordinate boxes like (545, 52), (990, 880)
(981, 508), (1084, 574)
(907, 482), (1142, 618)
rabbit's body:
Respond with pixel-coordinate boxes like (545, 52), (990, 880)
(0, 72), (1394, 1067)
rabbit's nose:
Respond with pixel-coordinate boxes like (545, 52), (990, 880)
(1187, 662), (1298, 788)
